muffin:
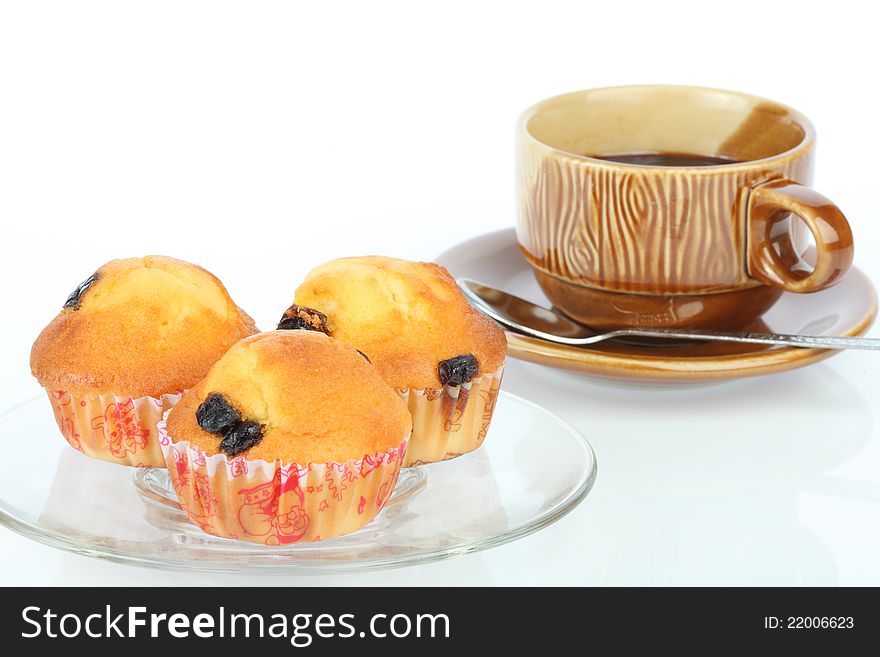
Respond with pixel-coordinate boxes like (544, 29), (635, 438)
(161, 330), (411, 544)
(30, 256), (258, 467)
(292, 256), (506, 466)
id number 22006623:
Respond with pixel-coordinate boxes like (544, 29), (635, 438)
(764, 617), (854, 630)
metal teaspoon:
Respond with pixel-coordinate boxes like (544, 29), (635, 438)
(456, 278), (880, 351)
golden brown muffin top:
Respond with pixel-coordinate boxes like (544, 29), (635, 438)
(165, 331), (412, 464)
(293, 256), (507, 390)
(31, 256), (258, 398)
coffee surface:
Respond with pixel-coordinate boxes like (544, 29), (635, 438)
(591, 152), (741, 167)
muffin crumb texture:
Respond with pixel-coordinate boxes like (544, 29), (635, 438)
(166, 331), (412, 464)
(30, 256), (258, 398)
(294, 256), (507, 390)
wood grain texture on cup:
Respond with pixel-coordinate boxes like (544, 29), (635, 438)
(515, 86), (851, 329)
(518, 148), (808, 294)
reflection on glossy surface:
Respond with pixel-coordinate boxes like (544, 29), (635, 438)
(0, 392), (595, 573)
(458, 279), (593, 340)
(40, 450), (167, 542)
(503, 355), (874, 585)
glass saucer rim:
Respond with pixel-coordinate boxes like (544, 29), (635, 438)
(0, 391), (597, 575)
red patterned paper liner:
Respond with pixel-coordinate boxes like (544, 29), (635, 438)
(157, 415), (409, 545)
(44, 388), (184, 467)
(398, 365), (504, 467)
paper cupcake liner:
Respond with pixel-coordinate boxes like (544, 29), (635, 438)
(399, 365), (504, 466)
(44, 388), (184, 467)
(158, 415), (409, 545)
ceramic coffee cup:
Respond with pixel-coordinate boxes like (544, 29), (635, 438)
(516, 85), (854, 329)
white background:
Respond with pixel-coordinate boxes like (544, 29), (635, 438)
(1, 0), (879, 585)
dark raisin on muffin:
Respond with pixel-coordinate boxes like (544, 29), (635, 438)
(438, 354), (479, 386)
(63, 272), (99, 310)
(277, 304), (329, 334)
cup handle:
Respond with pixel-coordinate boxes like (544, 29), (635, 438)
(747, 179), (854, 293)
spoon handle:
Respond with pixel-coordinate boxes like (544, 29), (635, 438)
(608, 328), (880, 351)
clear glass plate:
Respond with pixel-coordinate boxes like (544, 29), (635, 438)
(0, 391), (596, 574)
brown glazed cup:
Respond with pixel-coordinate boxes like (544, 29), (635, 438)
(516, 85), (854, 329)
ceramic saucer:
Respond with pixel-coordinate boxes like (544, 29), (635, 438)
(437, 229), (878, 383)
